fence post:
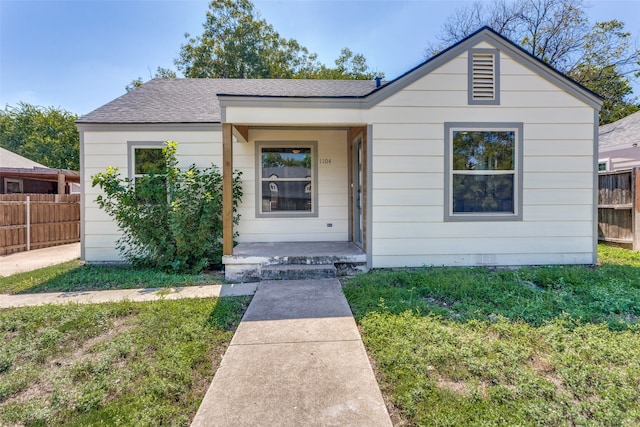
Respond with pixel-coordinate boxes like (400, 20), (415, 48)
(26, 196), (31, 251)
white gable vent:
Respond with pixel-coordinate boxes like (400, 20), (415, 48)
(472, 53), (495, 99)
(468, 48), (500, 105)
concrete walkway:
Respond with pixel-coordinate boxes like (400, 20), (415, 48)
(191, 279), (392, 427)
(0, 282), (258, 308)
(0, 242), (81, 277)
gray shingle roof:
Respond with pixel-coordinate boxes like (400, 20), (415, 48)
(599, 110), (640, 148)
(77, 78), (379, 124)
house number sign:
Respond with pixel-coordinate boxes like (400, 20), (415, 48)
(320, 158), (332, 165)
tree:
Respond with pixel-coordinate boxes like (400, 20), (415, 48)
(570, 20), (640, 123)
(0, 102), (79, 170)
(126, 66), (177, 92)
(175, 0), (382, 80)
(175, 0), (311, 78)
(296, 48), (384, 80)
(433, 0), (639, 124)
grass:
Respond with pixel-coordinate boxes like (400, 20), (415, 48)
(343, 244), (640, 426)
(0, 296), (251, 426)
(0, 261), (223, 295)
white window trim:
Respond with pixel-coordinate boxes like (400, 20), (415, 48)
(4, 178), (23, 194)
(598, 158), (611, 172)
(444, 122), (523, 222)
(255, 141), (318, 218)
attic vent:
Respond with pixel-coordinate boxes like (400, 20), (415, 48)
(472, 54), (495, 99)
(468, 49), (500, 105)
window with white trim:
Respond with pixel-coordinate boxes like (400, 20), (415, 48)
(445, 123), (522, 221)
(468, 48), (500, 105)
(256, 142), (317, 217)
(598, 159), (609, 172)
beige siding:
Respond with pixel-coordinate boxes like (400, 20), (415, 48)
(234, 128), (349, 242)
(224, 107), (364, 125)
(82, 128), (222, 262)
(83, 37), (597, 268)
(367, 43), (596, 268)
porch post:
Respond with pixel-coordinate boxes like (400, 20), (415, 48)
(362, 126), (368, 255)
(222, 123), (233, 255)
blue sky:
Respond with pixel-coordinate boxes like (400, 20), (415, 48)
(1, 0), (639, 115)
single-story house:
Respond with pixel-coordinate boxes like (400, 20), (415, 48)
(77, 27), (602, 280)
(598, 110), (640, 172)
(0, 147), (80, 194)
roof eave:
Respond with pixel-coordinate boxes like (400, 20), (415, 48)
(76, 122), (222, 131)
(219, 27), (603, 111)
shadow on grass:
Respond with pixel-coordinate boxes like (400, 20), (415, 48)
(344, 265), (640, 330)
(0, 296), (253, 427)
(0, 261), (224, 295)
(342, 245), (640, 426)
(344, 245), (640, 331)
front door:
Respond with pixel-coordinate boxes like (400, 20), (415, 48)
(352, 136), (363, 248)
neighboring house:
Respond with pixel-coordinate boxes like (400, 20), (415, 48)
(0, 147), (80, 194)
(77, 27), (602, 277)
(598, 110), (640, 172)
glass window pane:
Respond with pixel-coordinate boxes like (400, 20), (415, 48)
(452, 174), (514, 213)
(135, 148), (165, 175)
(261, 147), (311, 179)
(453, 131), (514, 171)
(261, 180), (311, 212)
(6, 180), (22, 193)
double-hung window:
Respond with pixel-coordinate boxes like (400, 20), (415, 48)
(256, 142), (317, 217)
(444, 123), (523, 221)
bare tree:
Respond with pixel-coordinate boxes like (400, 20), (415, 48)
(432, 0), (639, 123)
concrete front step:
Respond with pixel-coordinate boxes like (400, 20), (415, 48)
(222, 242), (368, 282)
(261, 264), (337, 280)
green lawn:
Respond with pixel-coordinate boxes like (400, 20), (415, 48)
(344, 244), (640, 426)
(0, 297), (250, 426)
(0, 261), (223, 295)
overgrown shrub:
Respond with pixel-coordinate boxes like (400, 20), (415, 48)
(92, 141), (242, 273)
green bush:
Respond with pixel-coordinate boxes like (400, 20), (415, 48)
(92, 141), (242, 273)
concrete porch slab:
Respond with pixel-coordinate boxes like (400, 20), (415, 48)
(222, 242), (367, 282)
(231, 241), (366, 259)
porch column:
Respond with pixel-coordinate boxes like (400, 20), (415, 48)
(362, 126), (368, 254)
(222, 123), (233, 255)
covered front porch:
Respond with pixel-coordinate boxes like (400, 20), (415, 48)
(220, 122), (371, 281)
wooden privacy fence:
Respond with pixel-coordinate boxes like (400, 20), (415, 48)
(598, 168), (640, 249)
(0, 194), (80, 255)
